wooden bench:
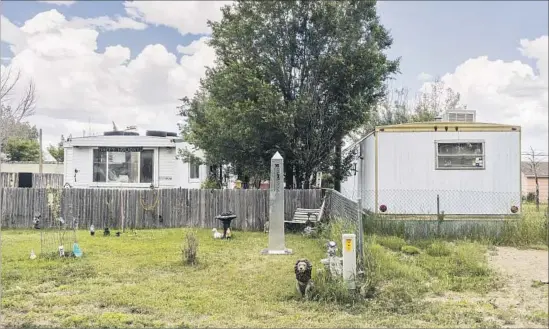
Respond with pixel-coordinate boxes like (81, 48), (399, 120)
(285, 208), (322, 225)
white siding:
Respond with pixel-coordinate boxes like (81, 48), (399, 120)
(64, 148), (74, 185)
(158, 148), (177, 187)
(71, 147), (93, 187)
(362, 134), (376, 211)
(375, 131), (520, 215)
(172, 160), (208, 189)
(341, 162), (359, 200)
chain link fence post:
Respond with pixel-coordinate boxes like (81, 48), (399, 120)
(356, 198), (364, 274)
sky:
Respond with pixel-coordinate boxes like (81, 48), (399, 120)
(0, 0), (548, 160)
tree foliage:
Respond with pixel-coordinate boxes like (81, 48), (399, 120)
(180, 0), (399, 189)
(4, 137), (40, 162)
(0, 118), (38, 149)
(351, 78), (466, 140)
(0, 67), (36, 145)
(47, 135), (65, 163)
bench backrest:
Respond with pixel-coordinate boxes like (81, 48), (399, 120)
(293, 208), (321, 222)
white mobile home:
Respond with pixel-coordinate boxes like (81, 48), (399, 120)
(63, 131), (209, 189)
(341, 121), (521, 216)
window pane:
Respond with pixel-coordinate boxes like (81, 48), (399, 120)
(93, 149), (107, 182)
(190, 162), (200, 179)
(108, 152), (140, 183)
(438, 142), (483, 155)
(438, 155), (484, 168)
(140, 150), (154, 183)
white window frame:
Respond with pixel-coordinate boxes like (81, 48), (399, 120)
(189, 160), (200, 181)
(92, 148), (155, 186)
(435, 140), (485, 170)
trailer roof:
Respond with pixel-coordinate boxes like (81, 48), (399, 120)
(64, 135), (180, 147)
(375, 121), (521, 132)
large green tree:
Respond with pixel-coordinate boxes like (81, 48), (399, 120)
(4, 137), (40, 161)
(181, 0), (399, 189)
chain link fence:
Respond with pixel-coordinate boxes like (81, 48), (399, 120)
(340, 188), (521, 216)
(323, 189), (364, 272)
(322, 187), (523, 274)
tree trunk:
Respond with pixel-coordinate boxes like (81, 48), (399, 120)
(219, 164), (223, 187)
(294, 165), (302, 189)
(333, 136), (343, 192)
(284, 163), (294, 189)
(303, 171), (311, 189)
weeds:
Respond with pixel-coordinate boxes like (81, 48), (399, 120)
(363, 203), (548, 248)
(311, 268), (362, 305)
(181, 231), (199, 265)
(425, 241), (453, 257)
(376, 236), (406, 251)
(401, 245), (421, 255)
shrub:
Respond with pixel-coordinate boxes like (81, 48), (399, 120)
(201, 177), (221, 189)
(401, 245), (421, 255)
(426, 241), (452, 257)
(376, 236), (407, 251)
(181, 231), (199, 265)
(526, 192), (536, 203)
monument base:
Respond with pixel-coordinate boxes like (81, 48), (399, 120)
(260, 248), (293, 255)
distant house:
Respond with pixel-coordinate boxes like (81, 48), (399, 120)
(63, 130), (211, 189)
(521, 161), (549, 203)
(0, 161), (64, 188)
(341, 109), (521, 216)
(0, 161), (64, 174)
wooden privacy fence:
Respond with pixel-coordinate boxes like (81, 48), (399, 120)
(0, 188), (323, 231)
(0, 173), (64, 188)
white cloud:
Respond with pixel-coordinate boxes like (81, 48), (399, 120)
(177, 37), (211, 55)
(421, 35), (549, 154)
(68, 15), (148, 31)
(124, 1), (229, 35)
(19, 9), (147, 35)
(38, 1), (76, 6)
(1, 9), (216, 150)
(417, 72), (433, 82)
(1, 15), (28, 54)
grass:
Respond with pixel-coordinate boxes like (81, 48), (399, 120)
(0, 215), (545, 328)
(364, 203), (548, 248)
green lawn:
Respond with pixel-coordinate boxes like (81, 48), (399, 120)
(3, 223), (545, 328)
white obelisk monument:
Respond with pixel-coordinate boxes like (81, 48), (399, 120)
(261, 152), (292, 255)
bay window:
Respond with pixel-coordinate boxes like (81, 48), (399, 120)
(93, 147), (154, 183)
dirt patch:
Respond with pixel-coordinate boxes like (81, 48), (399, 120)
(485, 247), (549, 328)
(426, 247), (549, 328)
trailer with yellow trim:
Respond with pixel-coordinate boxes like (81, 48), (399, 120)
(341, 122), (521, 216)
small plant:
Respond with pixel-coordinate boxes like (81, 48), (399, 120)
(401, 245), (421, 255)
(181, 231), (199, 265)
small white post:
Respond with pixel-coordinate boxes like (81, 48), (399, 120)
(342, 233), (357, 289)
